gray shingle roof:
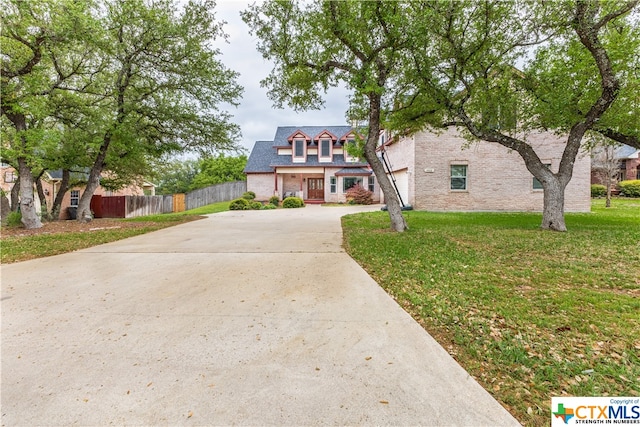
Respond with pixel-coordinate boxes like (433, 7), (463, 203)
(616, 144), (639, 159)
(335, 167), (372, 176)
(273, 125), (354, 145)
(244, 141), (278, 173)
(244, 126), (370, 173)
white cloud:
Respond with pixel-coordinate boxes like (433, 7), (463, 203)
(213, 0), (351, 152)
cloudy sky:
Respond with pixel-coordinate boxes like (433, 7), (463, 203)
(213, 1), (352, 152)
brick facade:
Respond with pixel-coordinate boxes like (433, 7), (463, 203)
(382, 128), (591, 212)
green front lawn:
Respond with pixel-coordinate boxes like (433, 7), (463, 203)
(342, 199), (640, 426)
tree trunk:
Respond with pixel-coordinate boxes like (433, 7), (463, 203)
(10, 178), (20, 212)
(364, 94), (408, 232)
(34, 171), (49, 220)
(76, 168), (101, 223)
(363, 145), (408, 232)
(76, 138), (111, 222)
(541, 176), (567, 232)
(17, 157), (43, 229)
(51, 169), (70, 220)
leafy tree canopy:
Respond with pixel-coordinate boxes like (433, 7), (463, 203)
(190, 154), (247, 190)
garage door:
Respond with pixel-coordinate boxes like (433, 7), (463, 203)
(388, 169), (409, 207)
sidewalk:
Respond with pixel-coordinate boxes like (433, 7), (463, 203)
(1, 205), (520, 426)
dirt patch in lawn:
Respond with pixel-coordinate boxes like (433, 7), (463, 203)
(0, 217), (199, 239)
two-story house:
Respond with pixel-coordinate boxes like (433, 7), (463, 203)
(244, 126), (380, 203)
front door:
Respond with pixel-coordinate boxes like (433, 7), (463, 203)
(307, 178), (324, 200)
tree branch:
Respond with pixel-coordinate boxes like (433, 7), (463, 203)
(594, 128), (640, 149)
(594, 0), (638, 30)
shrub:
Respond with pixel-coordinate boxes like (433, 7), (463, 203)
(269, 195), (279, 206)
(242, 191), (256, 200)
(345, 184), (373, 205)
(618, 180), (640, 197)
(261, 203), (276, 210)
(282, 196), (305, 208)
(4, 211), (22, 227)
(591, 184), (606, 198)
(250, 201), (263, 210)
(229, 198), (250, 210)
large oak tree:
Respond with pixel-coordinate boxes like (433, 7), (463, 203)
(1, 0), (97, 228)
(243, 1), (410, 231)
(244, 0), (638, 232)
(2, 0), (243, 226)
(74, 0), (242, 221)
(394, 0), (639, 231)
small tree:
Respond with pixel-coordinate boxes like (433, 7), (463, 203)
(591, 137), (622, 207)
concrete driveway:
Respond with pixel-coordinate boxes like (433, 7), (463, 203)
(1, 205), (520, 426)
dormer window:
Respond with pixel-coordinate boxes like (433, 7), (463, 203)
(287, 130), (311, 163)
(345, 138), (357, 162)
(313, 130), (336, 163)
(320, 139), (331, 157)
(294, 139), (305, 158)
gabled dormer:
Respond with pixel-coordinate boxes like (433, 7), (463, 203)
(314, 130), (337, 163)
(340, 131), (359, 163)
(287, 130), (311, 163)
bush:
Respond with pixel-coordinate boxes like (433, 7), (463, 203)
(261, 203), (276, 210)
(282, 196), (305, 208)
(345, 184), (373, 205)
(229, 198), (250, 210)
(591, 184), (607, 198)
(618, 180), (640, 197)
(242, 191), (256, 200)
(250, 201), (263, 210)
(4, 211), (22, 227)
(269, 195), (279, 206)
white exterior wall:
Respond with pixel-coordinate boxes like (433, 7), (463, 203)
(384, 128), (591, 212)
(380, 136), (415, 206)
(247, 168), (381, 203)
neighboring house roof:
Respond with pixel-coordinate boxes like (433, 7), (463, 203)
(616, 144), (639, 159)
(45, 169), (90, 181)
(244, 126), (370, 174)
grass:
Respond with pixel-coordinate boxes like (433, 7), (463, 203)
(0, 201), (230, 264)
(342, 198), (640, 426)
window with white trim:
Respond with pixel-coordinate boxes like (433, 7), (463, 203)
(343, 177), (363, 192)
(294, 139), (305, 158)
(320, 139), (331, 157)
(330, 176), (337, 193)
(368, 176), (375, 192)
(4, 171), (17, 183)
(450, 165), (467, 190)
(345, 138), (357, 162)
(70, 190), (80, 207)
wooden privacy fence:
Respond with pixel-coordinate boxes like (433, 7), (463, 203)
(92, 195), (167, 218)
(173, 193), (186, 212)
(184, 181), (246, 211)
(91, 181), (246, 219)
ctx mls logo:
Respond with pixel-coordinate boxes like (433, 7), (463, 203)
(553, 403), (575, 424)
